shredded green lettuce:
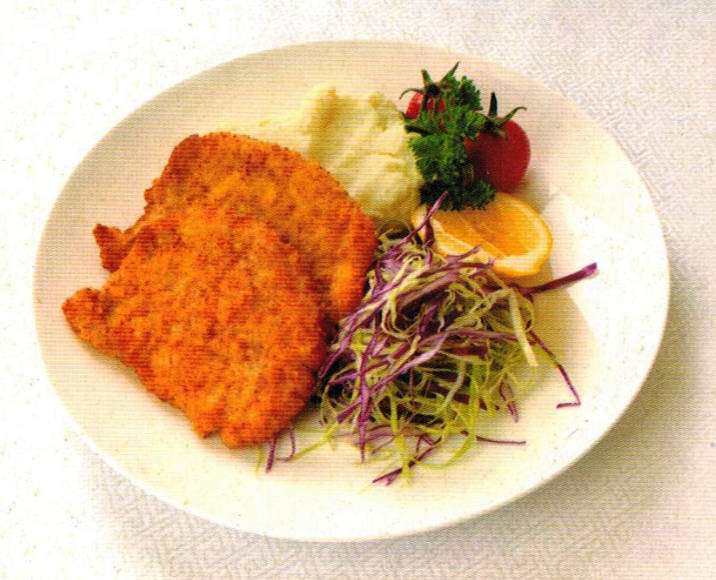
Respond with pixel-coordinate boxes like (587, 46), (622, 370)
(315, 220), (542, 484)
(263, 207), (596, 484)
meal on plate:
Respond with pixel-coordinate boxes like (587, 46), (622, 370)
(62, 63), (596, 483)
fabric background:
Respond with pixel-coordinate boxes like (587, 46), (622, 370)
(2, 1), (714, 578)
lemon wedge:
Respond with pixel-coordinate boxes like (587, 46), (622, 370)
(411, 192), (553, 278)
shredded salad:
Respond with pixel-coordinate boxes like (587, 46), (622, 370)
(267, 197), (596, 484)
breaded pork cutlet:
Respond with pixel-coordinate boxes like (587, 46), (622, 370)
(63, 205), (327, 448)
(94, 132), (377, 323)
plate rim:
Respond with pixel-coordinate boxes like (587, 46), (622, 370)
(33, 39), (671, 542)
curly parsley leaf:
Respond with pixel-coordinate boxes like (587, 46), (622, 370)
(403, 63), (497, 210)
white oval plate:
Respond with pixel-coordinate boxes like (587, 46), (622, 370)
(34, 41), (669, 542)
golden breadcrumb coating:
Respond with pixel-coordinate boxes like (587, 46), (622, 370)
(94, 132), (377, 322)
(64, 205), (327, 448)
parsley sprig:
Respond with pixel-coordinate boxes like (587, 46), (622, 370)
(402, 63), (496, 210)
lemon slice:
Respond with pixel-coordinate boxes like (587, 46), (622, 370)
(411, 192), (553, 278)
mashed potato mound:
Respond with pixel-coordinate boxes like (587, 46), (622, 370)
(242, 85), (423, 225)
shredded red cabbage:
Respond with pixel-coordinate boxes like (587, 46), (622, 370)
(265, 197), (597, 484)
(310, 200), (597, 483)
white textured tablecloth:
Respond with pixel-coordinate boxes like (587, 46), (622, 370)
(2, 1), (714, 578)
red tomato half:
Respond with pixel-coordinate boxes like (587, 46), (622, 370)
(464, 120), (530, 192)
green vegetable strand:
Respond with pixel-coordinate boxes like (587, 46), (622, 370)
(317, 227), (539, 483)
(403, 63), (497, 210)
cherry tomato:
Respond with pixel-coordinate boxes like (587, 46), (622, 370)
(405, 92), (446, 119)
(464, 120), (530, 192)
